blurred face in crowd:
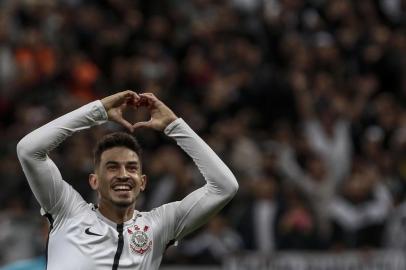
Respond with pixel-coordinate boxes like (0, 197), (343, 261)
(306, 155), (326, 181)
(343, 165), (378, 203)
(253, 177), (277, 200)
(90, 146), (146, 209)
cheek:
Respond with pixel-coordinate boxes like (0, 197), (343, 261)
(131, 174), (142, 187)
(98, 176), (112, 191)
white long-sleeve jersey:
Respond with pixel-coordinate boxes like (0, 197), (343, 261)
(16, 100), (238, 270)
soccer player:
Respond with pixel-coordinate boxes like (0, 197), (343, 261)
(16, 90), (238, 270)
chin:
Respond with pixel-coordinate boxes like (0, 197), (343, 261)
(112, 199), (135, 208)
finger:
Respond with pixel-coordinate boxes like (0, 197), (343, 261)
(132, 121), (152, 130)
(134, 96), (148, 108)
(139, 92), (156, 100)
(131, 91), (140, 100)
(135, 95), (155, 108)
(120, 90), (139, 101)
(125, 96), (139, 107)
(108, 91), (133, 107)
(123, 90), (140, 102)
(123, 89), (139, 96)
(138, 93), (159, 108)
(139, 93), (156, 101)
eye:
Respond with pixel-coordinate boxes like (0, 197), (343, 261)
(127, 166), (138, 173)
(107, 165), (118, 171)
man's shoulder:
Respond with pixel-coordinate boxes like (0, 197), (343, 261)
(139, 201), (181, 220)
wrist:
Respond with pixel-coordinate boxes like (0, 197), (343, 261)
(164, 117), (183, 135)
(163, 116), (178, 130)
(100, 98), (110, 111)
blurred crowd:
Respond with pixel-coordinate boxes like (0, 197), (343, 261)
(0, 0), (405, 267)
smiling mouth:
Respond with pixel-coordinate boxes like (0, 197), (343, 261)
(111, 184), (133, 193)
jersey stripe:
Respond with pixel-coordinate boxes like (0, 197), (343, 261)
(112, 224), (124, 270)
(44, 213), (54, 270)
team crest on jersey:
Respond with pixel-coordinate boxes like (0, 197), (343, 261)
(128, 225), (152, 255)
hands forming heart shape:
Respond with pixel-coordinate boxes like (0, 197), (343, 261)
(101, 90), (178, 133)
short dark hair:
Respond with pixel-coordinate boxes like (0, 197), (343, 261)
(93, 132), (142, 168)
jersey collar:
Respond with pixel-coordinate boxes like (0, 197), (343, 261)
(93, 204), (139, 227)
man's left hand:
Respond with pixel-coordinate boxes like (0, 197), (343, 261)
(133, 93), (178, 131)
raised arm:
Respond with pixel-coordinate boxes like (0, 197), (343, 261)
(16, 91), (139, 215)
(164, 118), (239, 239)
(133, 93), (239, 240)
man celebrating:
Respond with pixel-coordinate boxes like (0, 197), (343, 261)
(17, 91), (238, 270)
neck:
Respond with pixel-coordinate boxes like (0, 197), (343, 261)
(98, 201), (135, 224)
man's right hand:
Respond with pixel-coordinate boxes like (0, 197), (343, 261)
(101, 90), (140, 132)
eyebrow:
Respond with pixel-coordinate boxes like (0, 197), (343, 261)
(104, 161), (139, 166)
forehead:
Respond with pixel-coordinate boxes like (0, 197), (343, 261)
(100, 147), (140, 164)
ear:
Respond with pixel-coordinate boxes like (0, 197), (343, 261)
(89, 173), (99, 190)
(140, 174), (147, 192)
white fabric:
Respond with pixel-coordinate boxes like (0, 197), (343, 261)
(304, 119), (352, 182)
(329, 184), (392, 230)
(253, 200), (276, 252)
(277, 143), (335, 237)
(17, 100), (238, 270)
(384, 201), (406, 250)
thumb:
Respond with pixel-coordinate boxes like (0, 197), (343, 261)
(132, 120), (153, 130)
(115, 117), (134, 133)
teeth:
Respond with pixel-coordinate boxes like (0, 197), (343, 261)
(113, 185), (132, 191)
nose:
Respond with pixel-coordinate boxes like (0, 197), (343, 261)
(117, 166), (129, 179)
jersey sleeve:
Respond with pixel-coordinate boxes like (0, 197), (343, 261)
(16, 101), (108, 223)
(157, 118), (239, 242)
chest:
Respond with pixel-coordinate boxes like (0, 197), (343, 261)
(49, 215), (160, 269)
